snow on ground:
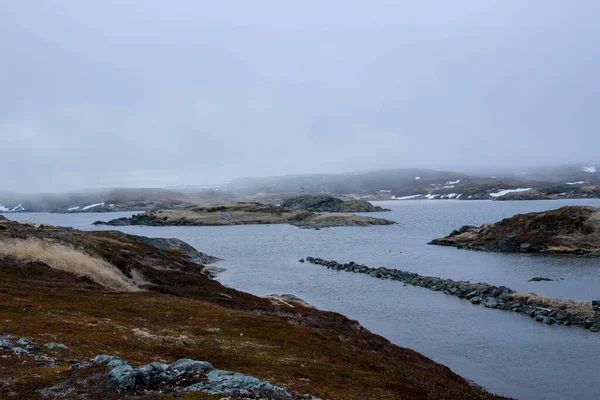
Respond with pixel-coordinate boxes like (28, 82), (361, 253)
(425, 194), (439, 199)
(67, 206), (80, 211)
(566, 181), (586, 185)
(0, 204), (25, 212)
(582, 166), (597, 173)
(441, 193), (460, 199)
(391, 194), (422, 200)
(81, 203), (105, 211)
(10, 204), (24, 212)
(489, 188), (532, 198)
(414, 176), (421, 180)
(445, 179), (461, 185)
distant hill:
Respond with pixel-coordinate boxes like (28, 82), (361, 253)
(227, 168), (470, 197)
(227, 164), (600, 202)
(0, 187), (238, 213)
(3, 163), (599, 213)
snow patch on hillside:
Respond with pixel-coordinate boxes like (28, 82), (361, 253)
(81, 203), (105, 211)
(0, 204), (25, 212)
(392, 194), (422, 200)
(582, 166), (597, 173)
(566, 181), (586, 185)
(489, 188), (532, 198)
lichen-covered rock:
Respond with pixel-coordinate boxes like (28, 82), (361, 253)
(16, 338), (40, 352)
(186, 369), (294, 398)
(92, 355), (319, 398)
(45, 342), (69, 350)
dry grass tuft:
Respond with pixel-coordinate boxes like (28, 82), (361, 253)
(0, 238), (139, 292)
(511, 292), (594, 317)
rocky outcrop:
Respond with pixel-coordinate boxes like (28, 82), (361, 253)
(120, 233), (221, 264)
(281, 195), (389, 212)
(94, 202), (395, 229)
(429, 206), (600, 255)
(0, 336), (319, 399)
(304, 257), (600, 332)
(92, 354), (318, 398)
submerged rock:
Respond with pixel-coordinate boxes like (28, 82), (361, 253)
(529, 277), (554, 282)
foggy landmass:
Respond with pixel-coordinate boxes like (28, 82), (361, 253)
(1, 162), (598, 212)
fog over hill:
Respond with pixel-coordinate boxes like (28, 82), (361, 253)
(2, 163), (598, 212)
(2, 2), (600, 193)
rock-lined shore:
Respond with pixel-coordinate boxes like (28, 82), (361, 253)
(304, 257), (600, 332)
(94, 202), (396, 229)
(430, 206), (600, 255)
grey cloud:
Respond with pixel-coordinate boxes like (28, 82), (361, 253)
(1, 1), (599, 192)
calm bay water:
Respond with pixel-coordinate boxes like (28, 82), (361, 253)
(8, 199), (600, 400)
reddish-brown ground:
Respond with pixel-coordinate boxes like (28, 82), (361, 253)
(0, 216), (507, 399)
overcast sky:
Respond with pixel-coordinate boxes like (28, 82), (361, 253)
(1, 1), (599, 192)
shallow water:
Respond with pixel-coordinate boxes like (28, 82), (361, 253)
(8, 199), (600, 400)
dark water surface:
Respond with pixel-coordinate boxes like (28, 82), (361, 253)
(9, 199), (600, 400)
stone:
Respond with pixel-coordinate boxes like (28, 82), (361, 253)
(520, 243), (532, 252)
(483, 298), (499, 308)
(469, 296), (482, 304)
(160, 358), (214, 382)
(186, 369), (293, 397)
(555, 311), (569, 321)
(528, 277), (554, 282)
(45, 342), (69, 350)
(16, 338), (39, 351)
(108, 363), (136, 390)
(491, 286), (506, 297)
(465, 290), (479, 300)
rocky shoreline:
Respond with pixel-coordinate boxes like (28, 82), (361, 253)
(430, 206), (600, 255)
(304, 257), (600, 332)
(94, 202), (396, 229)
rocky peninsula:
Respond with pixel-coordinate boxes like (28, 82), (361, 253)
(280, 194), (390, 212)
(0, 216), (501, 399)
(304, 257), (600, 332)
(429, 206), (600, 254)
(94, 202), (396, 228)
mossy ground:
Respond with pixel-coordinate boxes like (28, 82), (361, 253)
(0, 219), (507, 399)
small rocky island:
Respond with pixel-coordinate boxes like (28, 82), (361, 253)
(429, 206), (600, 255)
(280, 194), (390, 212)
(94, 202), (395, 228)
